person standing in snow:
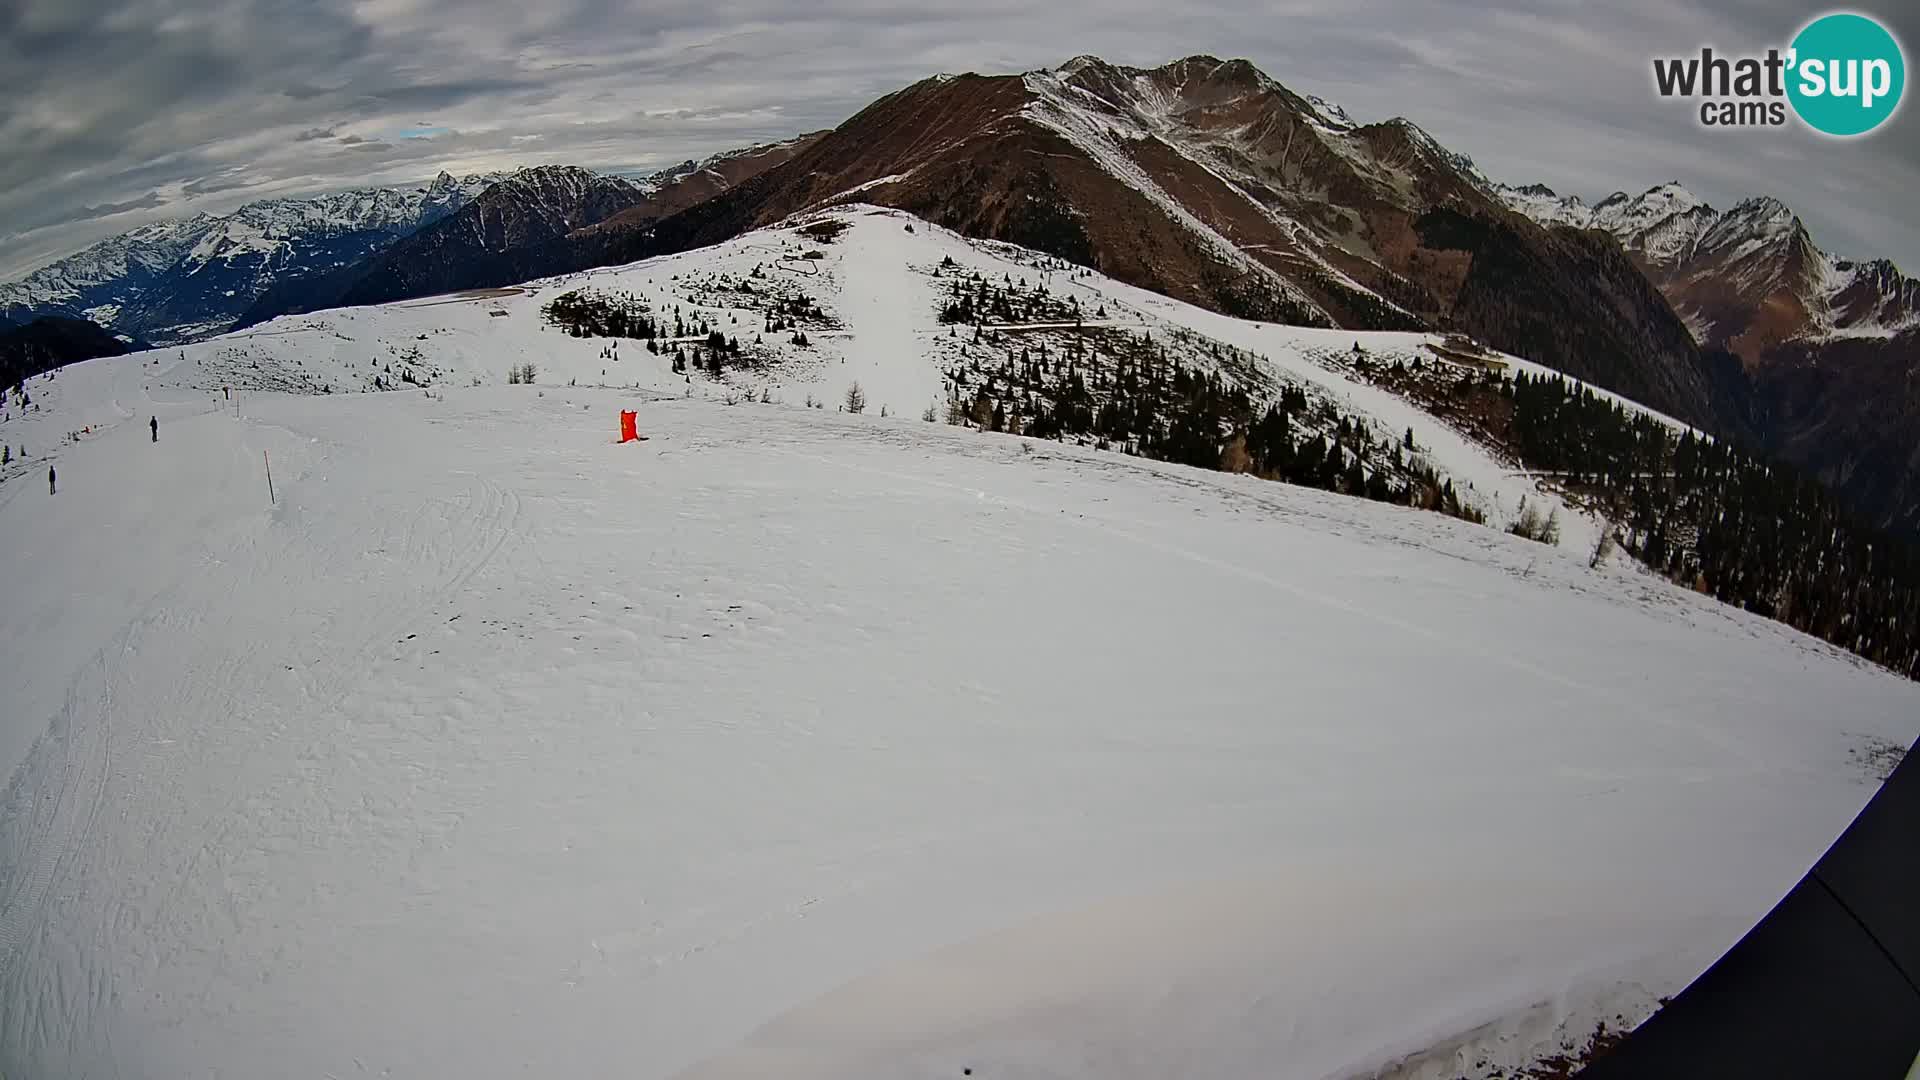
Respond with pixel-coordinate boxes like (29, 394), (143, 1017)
(151, 415), (158, 443)
(48, 466), (56, 496)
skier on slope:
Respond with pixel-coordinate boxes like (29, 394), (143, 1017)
(48, 466), (56, 496)
(151, 415), (158, 443)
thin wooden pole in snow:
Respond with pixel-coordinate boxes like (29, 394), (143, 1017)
(264, 449), (275, 505)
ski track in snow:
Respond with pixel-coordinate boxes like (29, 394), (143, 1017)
(1, 208), (1917, 1079)
(832, 218), (945, 418)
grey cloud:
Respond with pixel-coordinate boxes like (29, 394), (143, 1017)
(353, 76), (548, 111)
(182, 171), (260, 197)
(280, 82), (349, 100)
(0, 0), (1914, 281)
(77, 191), (166, 219)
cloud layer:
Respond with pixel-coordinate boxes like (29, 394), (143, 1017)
(2, 0), (1914, 279)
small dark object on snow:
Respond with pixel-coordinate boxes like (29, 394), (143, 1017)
(48, 466), (56, 495)
(150, 415), (158, 442)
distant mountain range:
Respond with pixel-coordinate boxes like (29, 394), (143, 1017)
(325, 136), (823, 314)
(3, 55), (1915, 532)
(0, 172), (505, 344)
(227, 165), (651, 325)
(226, 136), (822, 326)
(0, 136), (827, 346)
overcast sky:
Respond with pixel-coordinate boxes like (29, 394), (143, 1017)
(2, 0), (1914, 281)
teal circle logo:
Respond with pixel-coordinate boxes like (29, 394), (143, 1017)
(1787, 12), (1905, 136)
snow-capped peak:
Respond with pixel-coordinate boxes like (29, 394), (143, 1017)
(1304, 94), (1358, 132)
(1495, 183), (1594, 229)
(1497, 180), (1720, 269)
(1379, 117), (1496, 190)
(1690, 195), (1801, 264)
(1056, 54), (1113, 78)
(1590, 182), (1710, 235)
(475, 167), (645, 226)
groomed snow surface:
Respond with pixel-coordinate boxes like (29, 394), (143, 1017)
(3, 209), (1918, 1079)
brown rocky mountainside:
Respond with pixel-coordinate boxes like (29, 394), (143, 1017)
(588, 133), (830, 231)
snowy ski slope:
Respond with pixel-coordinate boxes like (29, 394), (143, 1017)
(2, 208), (1916, 1079)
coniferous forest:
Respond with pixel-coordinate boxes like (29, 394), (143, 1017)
(929, 266), (1486, 522)
(938, 328), (1485, 526)
(1503, 369), (1920, 678)
(1357, 352), (1920, 680)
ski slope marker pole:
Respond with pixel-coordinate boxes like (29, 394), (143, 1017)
(264, 449), (275, 505)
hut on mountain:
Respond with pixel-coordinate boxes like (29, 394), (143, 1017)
(1426, 334), (1508, 373)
